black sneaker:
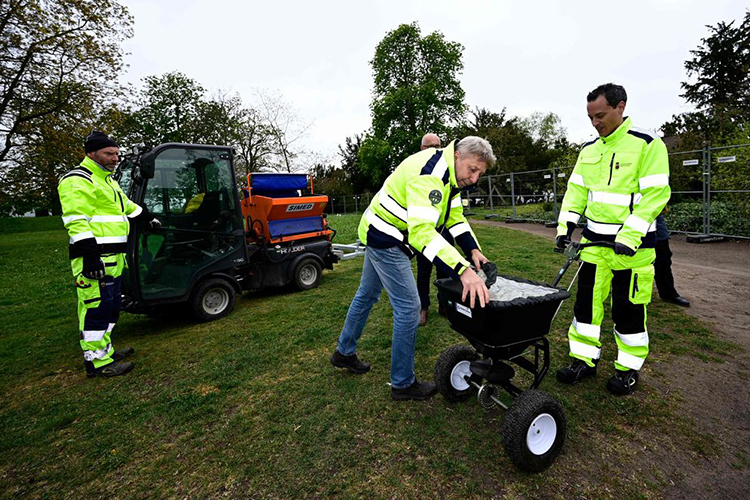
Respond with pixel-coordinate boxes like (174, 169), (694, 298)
(330, 350), (371, 374)
(556, 358), (597, 384)
(607, 369), (639, 395)
(85, 360), (134, 378)
(112, 346), (135, 362)
(391, 379), (437, 401)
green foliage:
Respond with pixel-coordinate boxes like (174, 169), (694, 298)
(312, 163), (353, 197)
(116, 78), (309, 177)
(662, 11), (750, 145)
(455, 107), (576, 175)
(0, 0), (133, 215)
(358, 135), (392, 189)
(666, 200), (750, 236)
(118, 71), (207, 145)
(335, 133), (370, 194)
(361, 22), (466, 184)
(682, 11), (750, 116)
(520, 112), (567, 147)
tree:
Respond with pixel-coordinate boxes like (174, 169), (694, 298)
(234, 107), (274, 177)
(337, 133), (371, 193)
(0, 98), (126, 216)
(662, 10), (750, 144)
(0, 0), (132, 215)
(520, 112), (567, 147)
(682, 12), (750, 117)
(0, 0), (132, 164)
(363, 22), (466, 182)
(358, 135), (391, 188)
(193, 90), (245, 147)
(256, 89), (311, 173)
(454, 107), (572, 175)
(119, 71), (206, 146)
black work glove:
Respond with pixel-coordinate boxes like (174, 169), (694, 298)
(82, 255), (105, 280)
(556, 221), (575, 249)
(614, 242), (636, 256)
(133, 205), (161, 228)
(556, 235), (571, 249)
(481, 261), (498, 288)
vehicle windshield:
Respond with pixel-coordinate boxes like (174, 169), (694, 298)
(115, 158), (134, 197)
(142, 148), (235, 217)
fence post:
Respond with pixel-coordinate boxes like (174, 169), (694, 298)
(552, 167), (559, 221)
(706, 146), (713, 235)
(510, 172), (516, 219)
(354, 195), (358, 213)
(700, 144), (708, 235)
(488, 175), (494, 213)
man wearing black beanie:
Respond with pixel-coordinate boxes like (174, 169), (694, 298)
(57, 131), (161, 378)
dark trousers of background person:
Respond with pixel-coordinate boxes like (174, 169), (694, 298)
(416, 229), (455, 311)
(654, 238), (679, 299)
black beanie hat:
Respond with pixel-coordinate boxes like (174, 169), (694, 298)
(84, 131), (118, 153)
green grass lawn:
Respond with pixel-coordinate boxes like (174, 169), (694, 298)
(0, 215), (737, 498)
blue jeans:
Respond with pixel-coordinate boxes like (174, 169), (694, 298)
(337, 246), (421, 388)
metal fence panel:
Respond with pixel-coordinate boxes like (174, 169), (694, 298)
(315, 143), (750, 239)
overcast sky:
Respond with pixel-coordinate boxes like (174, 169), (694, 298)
(120, 0), (747, 161)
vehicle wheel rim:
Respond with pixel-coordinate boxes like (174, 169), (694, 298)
(203, 288), (229, 314)
(450, 360), (472, 391)
(526, 413), (557, 455)
(299, 264), (317, 286)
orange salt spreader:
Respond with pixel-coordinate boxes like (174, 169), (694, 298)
(241, 173), (334, 245)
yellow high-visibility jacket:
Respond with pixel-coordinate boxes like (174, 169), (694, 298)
(58, 156), (143, 259)
(359, 140), (480, 277)
(557, 117), (671, 251)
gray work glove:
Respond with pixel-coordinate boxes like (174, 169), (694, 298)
(149, 218), (162, 229)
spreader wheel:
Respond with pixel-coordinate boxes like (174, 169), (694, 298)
(501, 389), (566, 472)
(434, 345), (478, 402)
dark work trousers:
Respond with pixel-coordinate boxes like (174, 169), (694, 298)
(654, 239), (679, 299)
(416, 229), (455, 310)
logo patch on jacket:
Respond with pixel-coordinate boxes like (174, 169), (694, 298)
(429, 190), (442, 206)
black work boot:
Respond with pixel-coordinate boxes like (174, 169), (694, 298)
(556, 358), (597, 384)
(85, 360), (134, 378)
(111, 346), (135, 362)
(662, 295), (691, 307)
(391, 379), (437, 401)
(607, 369), (639, 395)
(330, 350), (371, 374)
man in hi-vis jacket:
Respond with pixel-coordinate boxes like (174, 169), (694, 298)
(58, 131), (160, 378)
(555, 84), (670, 395)
(330, 136), (495, 400)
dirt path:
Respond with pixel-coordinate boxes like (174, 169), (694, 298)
(473, 219), (750, 498)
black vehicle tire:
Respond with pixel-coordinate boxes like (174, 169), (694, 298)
(294, 258), (322, 291)
(501, 389), (566, 472)
(434, 344), (478, 402)
(190, 278), (236, 322)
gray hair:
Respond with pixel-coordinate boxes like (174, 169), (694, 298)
(456, 136), (496, 167)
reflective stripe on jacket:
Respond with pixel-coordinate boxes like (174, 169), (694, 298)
(358, 140), (480, 277)
(58, 156), (142, 259)
(557, 117), (671, 251)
